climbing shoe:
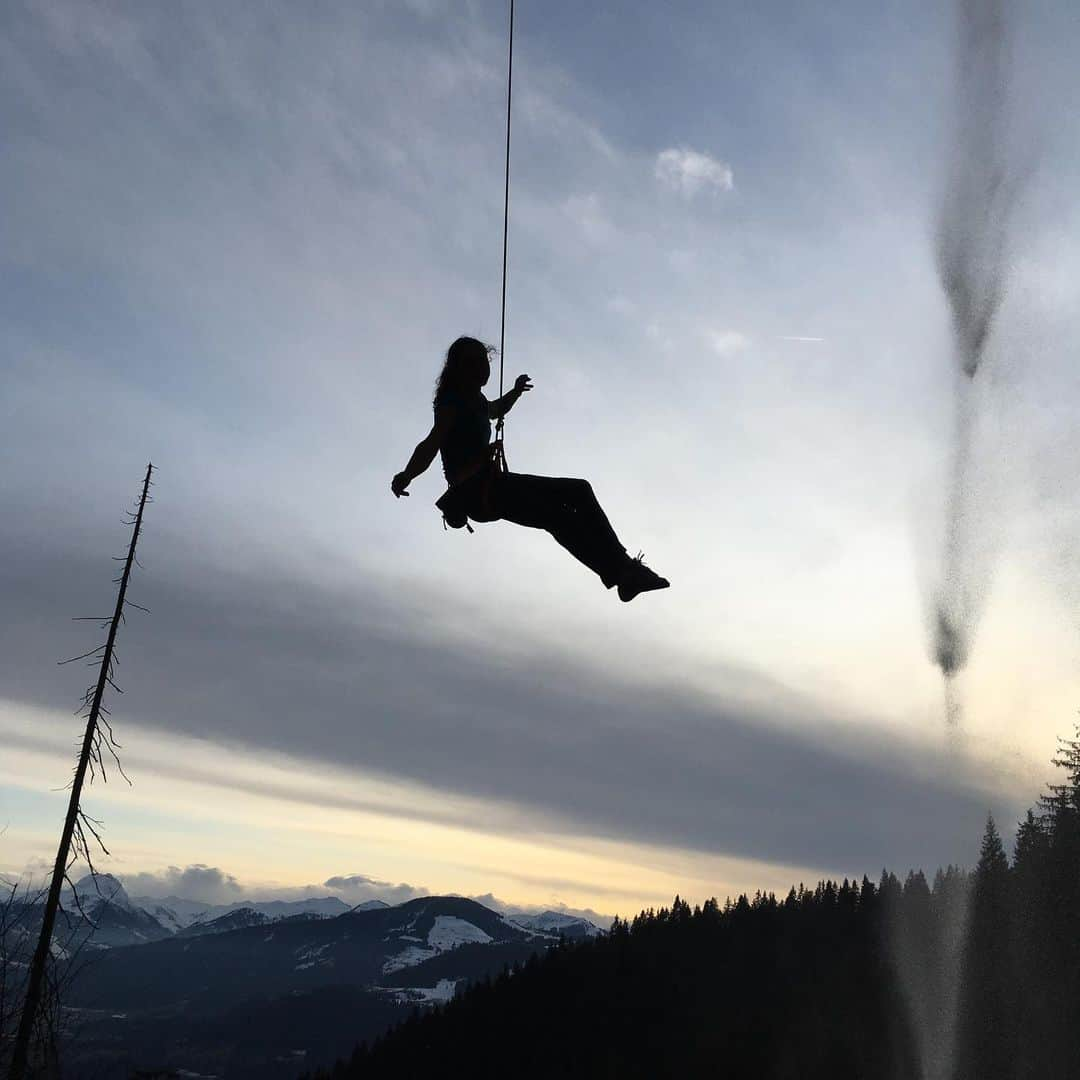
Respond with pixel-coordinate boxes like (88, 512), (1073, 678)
(618, 553), (670, 602)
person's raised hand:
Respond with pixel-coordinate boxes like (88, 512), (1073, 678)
(391, 472), (411, 498)
(514, 373), (533, 394)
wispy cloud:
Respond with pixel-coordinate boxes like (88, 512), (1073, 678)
(655, 147), (734, 197)
(606, 294), (635, 316)
(709, 330), (750, 356)
(562, 192), (618, 246)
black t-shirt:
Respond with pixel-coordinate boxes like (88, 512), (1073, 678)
(434, 390), (492, 480)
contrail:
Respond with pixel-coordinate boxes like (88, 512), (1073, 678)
(931, 0), (1023, 720)
(778, 336), (826, 343)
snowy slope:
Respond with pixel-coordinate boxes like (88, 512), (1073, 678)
(428, 915), (493, 949)
(391, 977), (459, 1005)
(507, 910), (602, 939)
(383, 908), (500, 973)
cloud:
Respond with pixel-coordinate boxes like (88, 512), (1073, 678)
(121, 866), (428, 907)
(119, 865), (427, 907)
(323, 874), (429, 905)
(655, 147), (734, 197)
(0, 532), (1016, 876)
(562, 193), (617, 246)
(123, 864), (244, 904)
(709, 330), (750, 356)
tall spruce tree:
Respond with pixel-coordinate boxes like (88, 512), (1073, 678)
(955, 815), (1016, 1080)
(1039, 727), (1080, 1073)
(1012, 809), (1054, 1078)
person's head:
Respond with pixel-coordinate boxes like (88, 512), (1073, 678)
(435, 336), (494, 400)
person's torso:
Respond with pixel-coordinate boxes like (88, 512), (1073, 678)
(435, 390), (491, 482)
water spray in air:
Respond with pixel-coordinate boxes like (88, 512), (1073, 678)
(932, 0), (1021, 722)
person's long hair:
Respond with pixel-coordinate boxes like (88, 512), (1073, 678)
(434, 336), (494, 403)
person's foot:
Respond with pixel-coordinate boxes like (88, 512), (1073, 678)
(618, 553), (670, 602)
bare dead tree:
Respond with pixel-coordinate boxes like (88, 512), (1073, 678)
(1, 872), (110, 1079)
(9, 463), (155, 1080)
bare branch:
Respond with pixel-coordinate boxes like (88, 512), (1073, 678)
(57, 646), (105, 666)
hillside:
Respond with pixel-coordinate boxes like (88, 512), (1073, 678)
(313, 729), (1080, 1080)
(315, 880), (923, 1079)
(43, 896), (568, 1078)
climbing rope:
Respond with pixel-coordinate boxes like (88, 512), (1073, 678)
(494, 0), (514, 474)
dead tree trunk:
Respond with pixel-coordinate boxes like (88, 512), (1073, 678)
(9, 462), (154, 1080)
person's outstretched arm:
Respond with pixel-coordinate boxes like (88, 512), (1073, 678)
(488, 374), (533, 419)
(392, 406), (456, 497)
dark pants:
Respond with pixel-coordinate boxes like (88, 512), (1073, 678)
(466, 472), (628, 588)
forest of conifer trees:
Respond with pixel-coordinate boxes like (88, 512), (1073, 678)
(308, 727), (1080, 1079)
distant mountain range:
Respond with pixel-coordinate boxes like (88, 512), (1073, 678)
(47, 873), (381, 944)
(129, 888), (382, 935)
(7, 873), (600, 1078)
(66, 893), (551, 1011)
(16, 872), (599, 949)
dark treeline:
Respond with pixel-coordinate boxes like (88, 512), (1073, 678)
(308, 728), (1080, 1079)
(956, 727), (1080, 1079)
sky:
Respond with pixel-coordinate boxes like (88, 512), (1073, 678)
(3, 0), (1080, 923)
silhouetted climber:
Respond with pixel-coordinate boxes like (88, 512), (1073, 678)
(392, 337), (669, 602)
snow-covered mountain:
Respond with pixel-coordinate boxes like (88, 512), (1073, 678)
(129, 894), (213, 932)
(507, 910), (602, 939)
(66, 872), (133, 910)
(174, 905), (270, 937)
(53, 874), (173, 948)
(126, 891), (359, 931)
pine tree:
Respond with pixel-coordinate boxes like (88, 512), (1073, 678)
(1038, 726), (1080, 1074)
(954, 815), (1016, 1080)
(1039, 725), (1080, 826)
(1012, 810), (1053, 1078)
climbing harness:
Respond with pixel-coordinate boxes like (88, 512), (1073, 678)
(435, 444), (502, 533)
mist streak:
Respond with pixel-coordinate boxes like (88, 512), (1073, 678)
(932, 0), (1021, 706)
